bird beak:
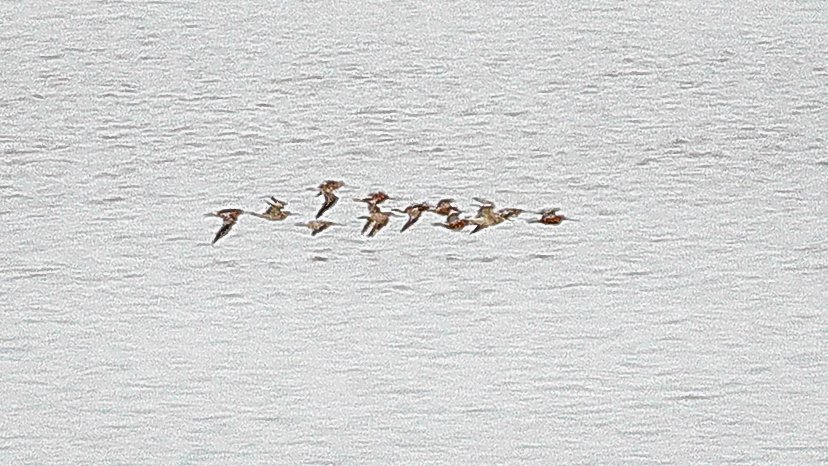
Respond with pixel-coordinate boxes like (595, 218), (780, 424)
(566, 218), (579, 222)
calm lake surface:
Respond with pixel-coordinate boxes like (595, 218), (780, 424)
(2, 0), (827, 463)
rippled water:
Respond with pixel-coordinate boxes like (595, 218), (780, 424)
(2, 0), (827, 463)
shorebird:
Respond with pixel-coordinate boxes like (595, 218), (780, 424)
(498, 207), (526, 220)
(471, 198), (525, 220)
(314, 180), (345, 218)
(354, 191), (391, 207)
(433, 208), (472, 231)
(296, 220), (341, 236)
(430, 198), (457, 216)
(359, 204), (399, 237)
(393, 202), (431, 232)
(528, 208), (576, 225)
(469, 198), (507, 234)
(249, 197), (292, 221)
(205, 208), (244, 244)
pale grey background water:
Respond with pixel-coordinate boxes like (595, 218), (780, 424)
(2, 0), (827, 464)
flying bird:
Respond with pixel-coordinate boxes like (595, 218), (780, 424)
(205, 208), (244, 244)
(393, 202), (431, 232)
(430, 198), (457, 216)
(359, 204), (399, 237)
(249, 197), (292, 221)
(314, 180), (345, 218)
(296, 220), (342, 236)
(433, 208), (472, 231)
(528, 208), (577, 225)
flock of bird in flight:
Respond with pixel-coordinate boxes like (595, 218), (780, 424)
(205, 180), (575, 244)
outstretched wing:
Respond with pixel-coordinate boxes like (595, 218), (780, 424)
(361, 218), (374, 235)
(268, 197), (287, 209)
(312, 222), (333, 236)
(262, 204), (280, 217)
(368, 222), (385, 237)
(400, 213), (420, 232)
(316, 192), (339, 218)
(212, 222), (235, 244)
(470, 224), (486, 234)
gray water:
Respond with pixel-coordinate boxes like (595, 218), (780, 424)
(2, 0), (827, 463)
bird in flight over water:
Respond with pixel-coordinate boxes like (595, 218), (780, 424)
(249, 197), (292, 221)
(314, 180), (345, 218)
(296, 220), (342, 236)
(393, 202), (431, 232)
(528, 208), (577, 225)
(205, 208), (244, 244)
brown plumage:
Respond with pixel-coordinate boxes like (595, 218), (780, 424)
(315, 180), (345, 218)
(296, 220), (341, 236)
(359, 204), (396, 237)
(529, 208), (576, 225)
(431, 198), (457, 216)
(317, 191), (339, 219)
(433, 208), (472, 231)
(205, 208), (244, 244)
(354, 191), (391, 207)
(393, 202), (431, 232)
(469, 199), (507, 234)
(250, 197), (292, 221)
(498, 207), (525, 220)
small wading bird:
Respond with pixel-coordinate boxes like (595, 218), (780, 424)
(354, 191), (392, 207)
(314, 180), (345, 218)
(497, 207), (526, 220)
(249, 197), (292, 221)
(204, 186), (576, 242)
(528, 208), (576, 225)
(296, 220), (341, 236)
(433, 208), (472, 231)
(205, 208), (244, 244)
(359, 204), (400, 237)
(393, 202), (431, 232)
(430, 198), (457, 216)
(468, 198), (508, 234)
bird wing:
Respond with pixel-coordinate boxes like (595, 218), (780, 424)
(400, 217), (417, 232)
(369, 221), (386, 237)
(269, 197), (287, 209)
(262, 204), (280, 217)
(316, 192), (339, 218)
(400, 210), (422, 232)
(212, 222), (235, 244)
(361, 217), (374, 235)
(470, 224), (486, 234)
(476, 205), (493, 217)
